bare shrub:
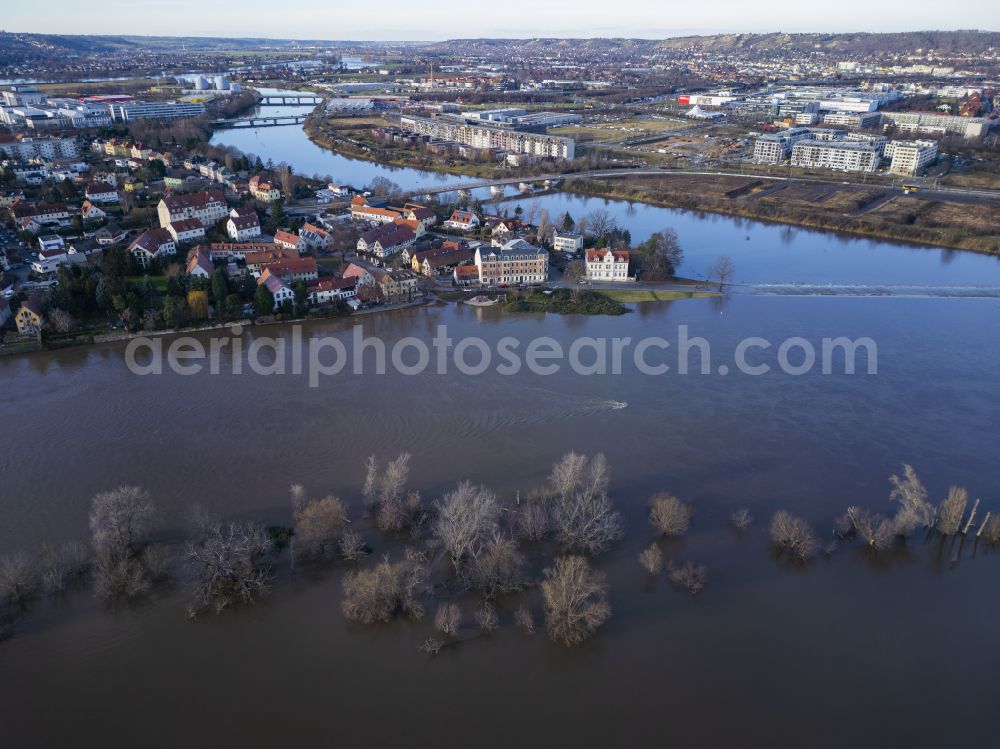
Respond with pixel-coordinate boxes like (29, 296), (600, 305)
(639, 544), (663, 575)
(769, 510), (819, 562)
(341, 551), (427, 624)
(433, 481), (500, 570)
(94, 548), (150, 600)
(475, 600), (499, 634)
(649, 492), (693, 537)
(936, 486), (968, 536)
(339, 530), (368, 562)
(141, 544), (172, 582)
(418, 637), (443, 656)
(844, 507), (895, 551)
(514, 501), (550, 542)
(515, 604), (535, 634)
(186, 521), (273, 614)
(377, 490), (427, 535)
(550, 453), (623, 555)
(362, 453), (413, 526)
(464, 531), (526, 596)
(541, 555), (610, 647)
(667, 561), (707, 594)
(0, 553), (37, 606)
(289, 484), (308, 513)
(730, 509), (753, 530)
(889, 464), (933, 536)
(294, 495), (348, 561)
(38, 542), (89, 595)
(434, 602), (462, 637)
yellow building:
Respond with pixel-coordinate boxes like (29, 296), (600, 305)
(15, 299), (43, 335)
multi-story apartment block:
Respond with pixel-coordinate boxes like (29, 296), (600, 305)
(790, 140), (880, 172)
(553, 231), (584, 253)
(883, 140), (939, 176)
(822, 111), (883, 128)
(400, 115), (575, 160)
(752, 128), (812, 163)
(110, 100), (206, 123)
(0, 135), (79, 161)
(157, 190), (228, 228)
(880, 112), (990, 140)
(475, 239), (549, 286)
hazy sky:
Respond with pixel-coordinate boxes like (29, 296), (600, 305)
(4, 1), (998, 40)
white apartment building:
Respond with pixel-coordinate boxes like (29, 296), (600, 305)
(880, 112), (990, 140)
(158, 190), (228, 228)
(110, 100), (207, 123)
(0, 136), (79, 161)
(884, 140), (938, 176)
(553, 231), (584, 253)
(790, 140), (880, 173)
(823, 111), (882, 128)
(585, 248), (631, 282)
(400, 115), (575, 160)
(753, 128), (812, 163)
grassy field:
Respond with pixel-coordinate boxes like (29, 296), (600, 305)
(601, 289), (721, 302)
(550, 117), (686, 144)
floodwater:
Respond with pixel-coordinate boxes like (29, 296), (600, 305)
(210, 88), (463, 192)
(1, 293), (999, 747)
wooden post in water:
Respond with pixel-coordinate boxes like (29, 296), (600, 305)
(962, 498), (980, 535)
(976, 511), (991, 538)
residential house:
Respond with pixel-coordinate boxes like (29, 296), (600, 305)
(157, 190), (228, 228)
(167, 218), (206, 245)
(350, 196), (403, 224)
(259, 271), (295, 310)
(414, 245), (474, 276)
(227, 208), (261, 242)
(402, 203), (437, 229)
(32, 246), (68, 274)
(371, 267), (420, 302)
(453, 263), (480, 286)
(10, 202), (70, 227)
(15, 298), (43, 334)
(95, 224), (128, 246)
(0, 189), (26, 208)
(186, 247), (214, 278)
(307, 276), (357, 305)
(444, 210), (480, 232)
(81, 200), (107, 222)
(249, 175), (282, 203)
(129, 228), (176, 267)
(585, 248), (631, 282)
(244, 246), (299, 277)
(300, 223), (334, 252)
(38, 234), (65, 253)
(357, 224), (416, 260)
(553, 231), (584, 254)
(327, 183), (355, 198)
(343, 262), (376, 289)
(205, 242), (279, 262)
(84, 182), (119, 204)
(490, 218), (524, 240)
(475, 239), (548, 286)
(258, 257), (318, 285)
(274, 229), (304, 253)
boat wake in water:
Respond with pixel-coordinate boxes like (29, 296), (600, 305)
(752, 284), (1000, 299)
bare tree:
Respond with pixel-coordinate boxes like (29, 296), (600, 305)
(842, 507), (895, 551)
(515, 604), (535, 634)
(667, 561), (707, 594)
(294, 495), (348, 561)
(89, 485), (155, 556)
(432, 481), (500, 571)
(639, 544), (663, 575)
(769, 510), (819, 562)
(707, 255), (736, 290)
(936, 486), (968, 536)
(550, 453), (623, 555)
(339, 530), (368, 562)
(0, 553), (36, 606)
(434, 602), (462, 637)
(513, 500), (549, 542)
(541, 555), (610, 647)
(475, 600), (499, 634)
(649, 492), (693, 537)
(289, 484), (308, 513)
(464, 531), (527, 596)
(730, 509), (754, 530)
(186, 521), (273, 614)
(362, 455), (379, 513)
(981, 514), (1000, 545)
(889, 464), (933, 536)
(94, 549), (150, 600)
(584, 208), (615, 241)
(341, 550), (427, 624)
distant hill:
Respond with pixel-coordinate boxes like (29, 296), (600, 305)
(652, 31), (1000, 55)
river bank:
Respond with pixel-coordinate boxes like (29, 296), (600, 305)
(564, 174), (1000, 257)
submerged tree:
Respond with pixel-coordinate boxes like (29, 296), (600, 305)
(769, 511), (819, 562)
(433, 481), (500, 572)
(549, 453), (623, 555)
(463, 531), (527, 597)
(936, 486), (969, 536)
(649, 492), (693, 537)
(89, 486), (157, 599)
(840, 507), (895, 552)
(667, 561), (707, 594)
(186, 520), (273, 614)
(889, 464), (933, 537)
(341, 550), (427, 624)
(541, 555), (610, 647)
(434, 602), (462, 637)
(292, 492), (349, 562)
(0, 553), (37, 607)
(638, 544), (663, 575)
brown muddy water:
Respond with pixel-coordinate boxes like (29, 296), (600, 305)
(1, 295), (998, 748)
